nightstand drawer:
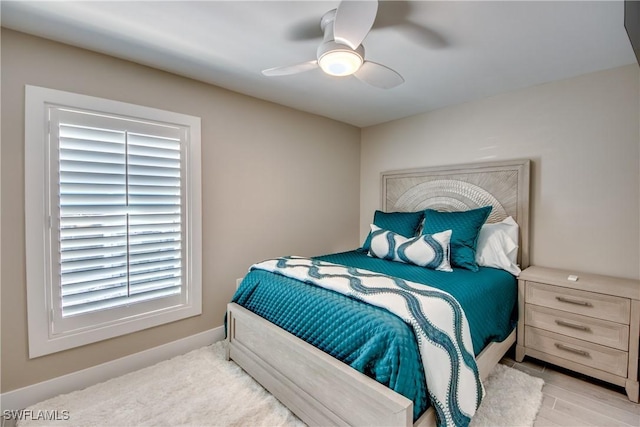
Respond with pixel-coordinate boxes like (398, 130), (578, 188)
(525, 304), (629, 350)
(526, 282), (630, 324)
(525, 326), (628, 377)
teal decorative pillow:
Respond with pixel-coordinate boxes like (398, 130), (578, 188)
(362, 210), (424, 250)
(421, 206), (492, 272)
(368, 225), (453, 272)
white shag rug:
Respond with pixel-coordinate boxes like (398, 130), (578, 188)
(18, 342), (544, 427)
(470, 363), (544, 427)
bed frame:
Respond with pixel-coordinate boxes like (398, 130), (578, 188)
(227, 159), (531, 427)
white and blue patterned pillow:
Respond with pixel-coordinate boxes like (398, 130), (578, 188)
(368, 224), (453, 272)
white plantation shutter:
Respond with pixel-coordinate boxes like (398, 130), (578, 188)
(50, 108), (187, 332)
(54, 110), (183, 320)
(25, 86), (201, 358)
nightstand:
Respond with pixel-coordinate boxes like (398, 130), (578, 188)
(516, 266), (640, 402)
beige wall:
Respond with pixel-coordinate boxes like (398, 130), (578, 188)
(361, 65), (640, 280)
(0, 29), (361, 392)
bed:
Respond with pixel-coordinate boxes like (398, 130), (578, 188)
(226, 159), (531, 427)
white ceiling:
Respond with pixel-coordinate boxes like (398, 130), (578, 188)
(1, 1), (636, 127)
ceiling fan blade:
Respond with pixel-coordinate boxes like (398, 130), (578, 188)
(333, 0), (378, 49)
(354, 61), (404, 89)
(262, 60), (318, 77)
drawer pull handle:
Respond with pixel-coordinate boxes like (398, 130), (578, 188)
(554, 343), (590, 357)
(555, 296), (592, 307)
(555, 320), (591, 332)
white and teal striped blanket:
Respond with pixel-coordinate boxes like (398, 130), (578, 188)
(251, 256), (483, 427)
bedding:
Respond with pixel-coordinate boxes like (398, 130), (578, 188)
(475, 216), (521, 275)
(367, 224), (453, 271)
(231, 250), (517, 424)
(252, 256), (482, 426)
(362, 210), (424, 250)
(422, 206), (492, 272)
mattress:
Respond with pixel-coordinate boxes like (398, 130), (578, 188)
(231, 249), (517, 421)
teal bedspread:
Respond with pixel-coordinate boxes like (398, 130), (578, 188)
(230, 250), (517, 421)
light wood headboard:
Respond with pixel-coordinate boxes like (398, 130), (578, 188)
(381, 159), (531, 268)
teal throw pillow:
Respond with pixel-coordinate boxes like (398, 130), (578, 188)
(421, 206), (492, 271)
(362, 210), (424, 251)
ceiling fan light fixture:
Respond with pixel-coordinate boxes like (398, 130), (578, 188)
(318, 49), (363, 76)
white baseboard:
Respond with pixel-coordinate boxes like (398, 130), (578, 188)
(1, 326), (225, 411)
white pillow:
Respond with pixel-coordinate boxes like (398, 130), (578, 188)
(368, 224), (453, 272)
(475, 216), (521, 275)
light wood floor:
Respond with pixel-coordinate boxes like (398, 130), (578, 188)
(502, 354), (640, 427)
(3, 357), (638, 427)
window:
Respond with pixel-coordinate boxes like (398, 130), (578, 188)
(25, 86), (202, 358)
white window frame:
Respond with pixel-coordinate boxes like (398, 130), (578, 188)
(25, 85), (202, 358)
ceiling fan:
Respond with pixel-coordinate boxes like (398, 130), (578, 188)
(262, 0), (404, 89)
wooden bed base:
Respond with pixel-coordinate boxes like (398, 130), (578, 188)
(226, 302), (516, 427)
